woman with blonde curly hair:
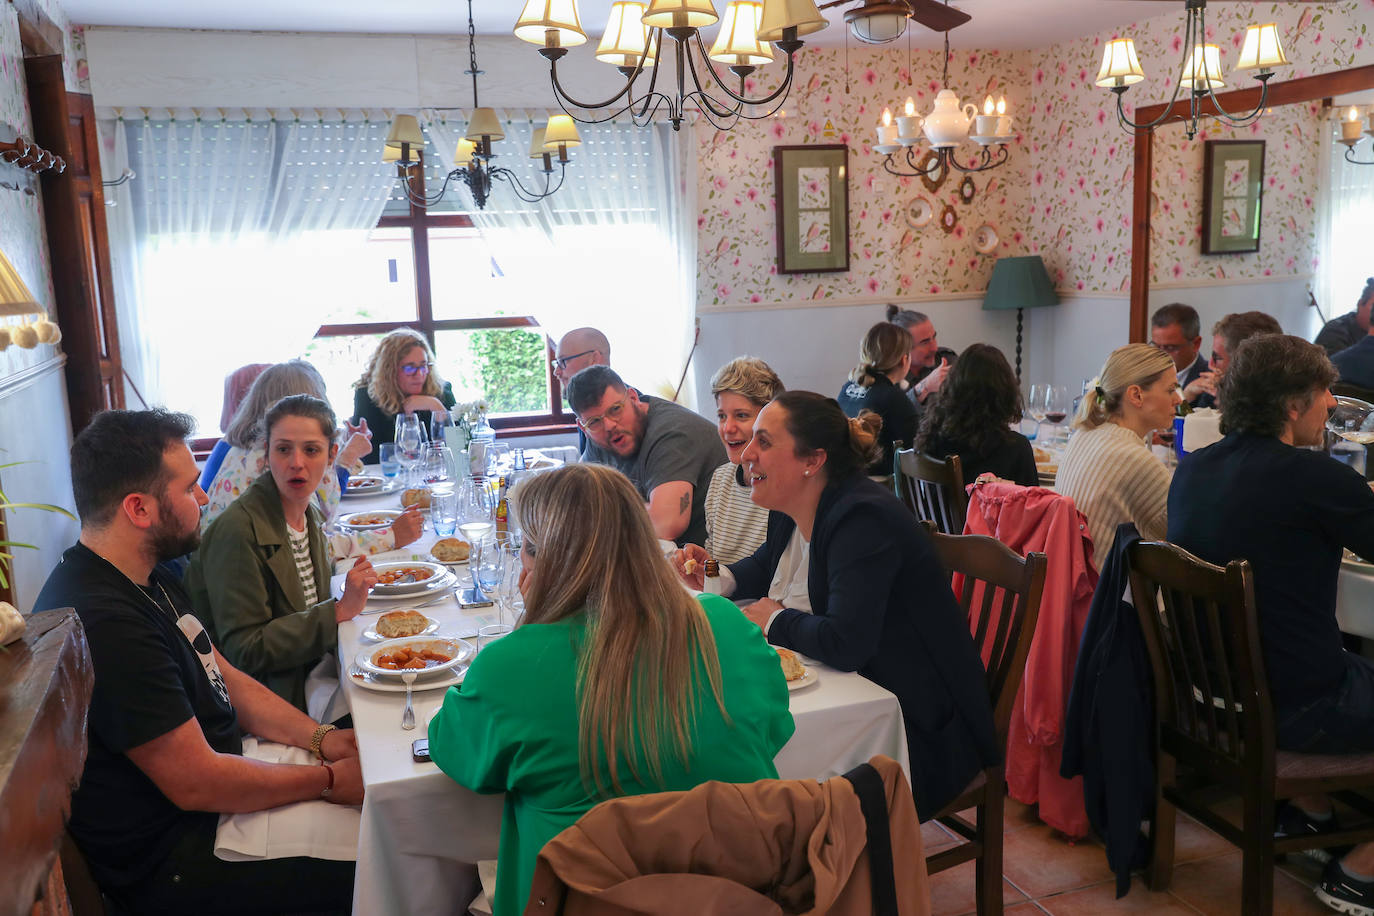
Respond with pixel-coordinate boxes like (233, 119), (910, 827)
(1055, 343), (1181, 570)
(836, 321), (918, 475)
(428, 463), (793, 916)
(351, 328), (456, 449)
(703, 356), (785, 563)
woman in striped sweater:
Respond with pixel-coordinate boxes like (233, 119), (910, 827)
(702, 357), (785, 564)
(1055, 343), (1181, 571)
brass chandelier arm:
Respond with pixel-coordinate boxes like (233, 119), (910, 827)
(687, 29), (799, 110)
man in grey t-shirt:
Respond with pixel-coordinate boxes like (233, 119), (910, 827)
(566, 366), (725, 547)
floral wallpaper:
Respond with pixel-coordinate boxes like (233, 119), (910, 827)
(1025, 0), (1371, 293)
(0, 0), (82, 381)
(694, 45), (1035, 308)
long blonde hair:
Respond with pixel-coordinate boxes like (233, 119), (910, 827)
(849, 322), (910, 388)
(514, 463), (727, 796)
(225, 360), (329, 449)
(353, 328), (448, 416)
(1073, 343), (1176, 431)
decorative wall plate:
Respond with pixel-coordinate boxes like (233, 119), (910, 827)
(918, 150), (947, 193)
(905, 195), (935, 229)
(959, 175), (976, 203)
(973, 223), (1000, 254)
(940, 202), (958, 234)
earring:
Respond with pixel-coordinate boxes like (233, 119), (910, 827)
(803, 471), (811, 477)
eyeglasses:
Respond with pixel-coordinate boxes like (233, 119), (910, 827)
(577, 398), (628, 432)
(400, 362), (433, 376)
(553, 349), (595, 371)
(1153, 342), (1186, 355)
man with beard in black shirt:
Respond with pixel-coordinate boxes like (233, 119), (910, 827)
(36, 409), (362, 915)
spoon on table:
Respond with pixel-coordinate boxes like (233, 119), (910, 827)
(401, 671), (417, 730)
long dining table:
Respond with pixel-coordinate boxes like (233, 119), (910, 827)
(332, 477), (913, 916)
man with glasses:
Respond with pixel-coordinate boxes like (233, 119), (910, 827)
(566, 365), (724, 547)
(552, 328), (611, 391)
(1150, 303), (1212, 406)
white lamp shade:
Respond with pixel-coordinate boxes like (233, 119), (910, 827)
(465, 108), (506, 142)
(454, 138), (478, 166)
(1235, 22), (1288, 73)
(385, 114), (425, 149)
(596, 2), (658, 67)
(1095, 38), (1145, 88)
(642, 0), (719, 29)
(514, 0), (588, 47)
(710, 1), (775, 65)
(1180, 43), (1225, 92)
(543, 115), (582, 150)
(848, 10), (907, 44)
(0, 250), (43, 317)
(528, 128), (551, 158)
(756, 0), (828, 42)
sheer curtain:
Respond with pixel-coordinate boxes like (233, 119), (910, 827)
(1315, 114), (1374, 338)
(426, 110), (698, 406)
(99, 110), (396, 428)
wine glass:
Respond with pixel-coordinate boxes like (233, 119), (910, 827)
(1042, 386), (1069, 446)
(1328, 395), (1374, 443)
(395, 416), (425, 487)
(1025, 383), (1048, 440)
(473, 534), (505, 600)
(422, 442), (453, 486)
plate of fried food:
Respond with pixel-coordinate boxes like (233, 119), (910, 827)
(357, 636), (472, 678)
(342, 475), (386, 497)
(339, 509), (402, 531)
(778, 648), (818, 691)
(369, 561), (451, 597)
(361, 608), (440, 642)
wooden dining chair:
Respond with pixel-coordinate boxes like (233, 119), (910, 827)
(924, 524), (1048, 916)
(894, 447), (968, 534)
(1128, 541), (1374, 915)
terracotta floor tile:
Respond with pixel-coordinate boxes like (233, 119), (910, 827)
(1165, 851), (1330, 915)
(924, 819), (960, 854)
(1006, 797), (1041, 833)
(1035, 878), (1201, 915)
(1173, 813), (1237, 864)
(928, 860), (1027, 916)
(1000, 824), (1116, 898)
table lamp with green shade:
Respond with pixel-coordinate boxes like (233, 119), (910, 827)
(982, 255), (1058, 382)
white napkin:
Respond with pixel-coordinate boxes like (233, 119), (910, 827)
(1182, 408), (1224, 454)
(214, 737), (360, 862)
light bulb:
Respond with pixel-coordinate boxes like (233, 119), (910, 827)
(997, 96), (1007, 115)
(904, 97), (916, 117)
(983, 95), (995, 116)
(1349, 106), (1360, 122)
(882, 107), (892, 126)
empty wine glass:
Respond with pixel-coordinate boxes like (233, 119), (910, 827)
(422, 442), (453, 486)
(473, 534), (505, 598)
(1025, 383), (1048, 439)
(395, 416), (425, 487)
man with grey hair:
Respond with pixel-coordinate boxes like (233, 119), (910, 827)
(887, 306), (956, 410)
(1150, 302), (1212, 405)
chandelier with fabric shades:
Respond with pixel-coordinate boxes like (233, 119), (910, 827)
(1338, 106), (1374, 166)
(385, 0), (579, 210)
(512, 0), (829, 132)
(1093, 0), (1289, 140)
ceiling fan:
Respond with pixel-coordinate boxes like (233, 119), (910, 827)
(816, 0), (972, 44)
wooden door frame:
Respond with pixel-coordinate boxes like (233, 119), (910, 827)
(1128, 64), (1374, 342)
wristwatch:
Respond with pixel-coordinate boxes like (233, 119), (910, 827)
(310, 723), (337, 760)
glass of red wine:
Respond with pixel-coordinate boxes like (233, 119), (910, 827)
(1042, 386), (1069, 445)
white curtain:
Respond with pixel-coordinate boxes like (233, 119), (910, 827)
(99, 110), (396, 428)
(1315, 114), (1374, 338)
(425, 110), (699, 406)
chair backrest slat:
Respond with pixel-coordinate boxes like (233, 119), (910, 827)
(929, 529), (1048, 747)
(895, 448), (968, 535)
(1127, 541), (1274, 776)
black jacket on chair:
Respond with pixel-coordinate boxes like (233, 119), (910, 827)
(727, 475), (999, 819)
(1061, 522), (1154, 898)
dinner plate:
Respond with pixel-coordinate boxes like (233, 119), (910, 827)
(356, 636), (475, 679)
(371, 560), (449, 596)
(905, 195), (934, 229)
(787, 668), (819, 692)
(339, 509), (403, 530)
(973, 223), (1000, 255)
(341, 475), (385, 497)
(361, 614), (440, 642)
(348, 665), (466, 693)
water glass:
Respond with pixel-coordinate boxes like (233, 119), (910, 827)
(478, 623), (514, 650)
(395, 415), (425, 486)
(430, 485), (458, 537)
(487, 443), (512, 477)
(379, 443), (400, 479)
(474, 536), (506, 594)
(422, 442), (453, 486)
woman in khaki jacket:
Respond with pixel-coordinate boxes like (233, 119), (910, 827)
(186, 395), (377, 712)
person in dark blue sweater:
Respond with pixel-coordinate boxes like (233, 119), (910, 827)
(835, 322), (918, 476)
(1167, 334), (1374, 914)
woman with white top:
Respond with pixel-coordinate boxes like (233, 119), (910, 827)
(1055, 343), (1181, 571)
(702, 357), (785, 564)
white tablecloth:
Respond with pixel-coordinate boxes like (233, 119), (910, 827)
(335, 487), (910, 916)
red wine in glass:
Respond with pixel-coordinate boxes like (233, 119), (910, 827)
(1044, 411), (1067, 424)
(1158, 428), (1176, 447)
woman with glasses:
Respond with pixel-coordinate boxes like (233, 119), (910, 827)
(428, 463), (793, 916)
(351, 328), (456, 451)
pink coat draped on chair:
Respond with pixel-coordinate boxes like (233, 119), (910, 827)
(963, 478), (1098, 837)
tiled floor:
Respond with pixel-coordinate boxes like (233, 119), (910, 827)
(926, 797), (1336, 915)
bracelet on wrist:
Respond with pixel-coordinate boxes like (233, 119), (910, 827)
(309, 723), (337, 760)
(321, 763), (335, 799)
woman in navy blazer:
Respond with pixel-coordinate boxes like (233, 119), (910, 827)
(677, 390), (998, 818)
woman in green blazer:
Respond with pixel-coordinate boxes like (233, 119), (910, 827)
(186, 395), (378, 712)
(428, 464), (795, 916)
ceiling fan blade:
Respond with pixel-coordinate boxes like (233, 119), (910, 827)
(815, 0), (851, 9)
(907, 0), (972, 31)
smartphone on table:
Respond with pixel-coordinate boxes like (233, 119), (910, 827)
(412, 737), (431, 762)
